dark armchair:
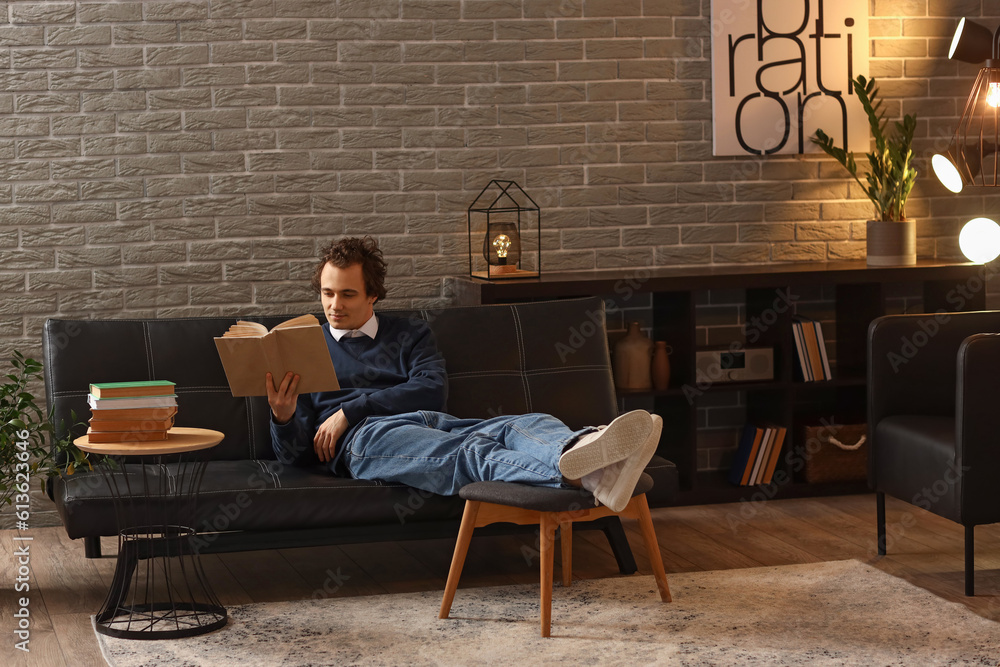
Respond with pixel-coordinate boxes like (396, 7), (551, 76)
(868, 310), (1000, 595)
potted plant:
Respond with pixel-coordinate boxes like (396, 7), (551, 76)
(1, 351), (89, 511)
(812, 75), (918, 266)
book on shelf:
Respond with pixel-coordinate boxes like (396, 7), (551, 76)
(759, 425), (787, 485)
(89, 380), (175, 399)
(729, 424), (764, 486)
(729, 423), (789, 486)
(749, 427), (774, 485)
(214, 314), (341, 397)
(792, 317), (832, 381)
(86, 428), (169, 443)
(812, 321), (833, 380)
(87, 394), (177, 410)
(800, 320), (824, 381)
(791, 321), (813, 382)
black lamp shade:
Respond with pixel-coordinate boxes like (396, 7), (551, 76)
(949, 18), (994, 63)
(932, 141), (1000, 193)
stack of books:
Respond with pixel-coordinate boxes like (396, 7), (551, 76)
(792, 316), (832, 381)
(729, 423), (788, 486)
(87, 381), (177, 443)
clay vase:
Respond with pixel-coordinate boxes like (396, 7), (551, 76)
(652, 341), (672, 391)
(614, 321), (653, 390)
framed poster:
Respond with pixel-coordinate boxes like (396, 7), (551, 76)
(711, 0), (870, 156)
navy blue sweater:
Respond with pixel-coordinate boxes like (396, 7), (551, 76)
(270, 314), (447, 470)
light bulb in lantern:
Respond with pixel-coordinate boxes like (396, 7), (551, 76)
(960, 217), (1000, 264)
(987, 82), (1000, 108)
(482, 221), (521, 271)
(492, 234), (511, 262)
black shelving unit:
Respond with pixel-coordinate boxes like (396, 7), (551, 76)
(454, 260), (988, 505)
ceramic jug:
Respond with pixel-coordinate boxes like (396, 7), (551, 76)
(652, 341), (672, 391)
(614, 321), (653, 390)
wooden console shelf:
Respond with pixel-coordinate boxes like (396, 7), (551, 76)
(454, 260), (988, 506)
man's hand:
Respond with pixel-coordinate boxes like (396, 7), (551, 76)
(314, 409), (349, 463)
(266, 371), (300, 424)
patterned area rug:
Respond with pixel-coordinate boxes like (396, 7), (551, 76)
(96, 559), (1000, 666)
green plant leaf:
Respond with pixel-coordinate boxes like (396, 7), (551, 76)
(0, 351), (68, 506)
(812, 74), (917, 222)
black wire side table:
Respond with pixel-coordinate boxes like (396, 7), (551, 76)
(75, 427), (227, 640)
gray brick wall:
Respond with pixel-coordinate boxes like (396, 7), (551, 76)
(1, 0), (998, 363)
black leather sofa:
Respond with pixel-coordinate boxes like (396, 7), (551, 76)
(44, 296), (678, 571)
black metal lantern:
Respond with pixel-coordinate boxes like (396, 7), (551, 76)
(468, 180), (540, 280)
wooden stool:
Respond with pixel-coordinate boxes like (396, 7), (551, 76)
(438, 474), (671, 637)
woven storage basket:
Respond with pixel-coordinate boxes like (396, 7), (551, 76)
(801, 423), (868, 483)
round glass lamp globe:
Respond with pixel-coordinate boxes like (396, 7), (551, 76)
(960, 217), (1000, 264)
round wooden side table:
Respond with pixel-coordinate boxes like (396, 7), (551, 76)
(75, 427), (227, 639)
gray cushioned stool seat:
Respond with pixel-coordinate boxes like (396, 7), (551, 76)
(459, 473), (654, 512)
(441, 471), (669, 637)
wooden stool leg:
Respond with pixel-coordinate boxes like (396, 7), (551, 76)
(539, 513), (557, 637)
(439, 500), (481, 619)
(634, 495), (671, 602)
(560, 521), (573, 588)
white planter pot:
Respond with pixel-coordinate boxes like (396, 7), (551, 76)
(866, 220), (916, 266)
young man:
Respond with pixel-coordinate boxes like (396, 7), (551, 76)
(267, 236), (661, 512)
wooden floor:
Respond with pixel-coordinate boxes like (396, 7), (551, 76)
(4, 493), (1000, 666)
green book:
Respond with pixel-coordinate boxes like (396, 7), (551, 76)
(89, 380), (176, 399)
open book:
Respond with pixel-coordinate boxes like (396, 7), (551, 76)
(214, 314), (340, 397)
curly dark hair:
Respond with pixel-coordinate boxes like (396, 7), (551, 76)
(311, 236), (387, 302)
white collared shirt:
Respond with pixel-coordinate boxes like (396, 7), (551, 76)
(329, 313), (378, 342)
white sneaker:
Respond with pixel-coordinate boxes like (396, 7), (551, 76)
(578, 469), (604, 506)
(558, 410), (653, 481)
(591, 413), (662, 512)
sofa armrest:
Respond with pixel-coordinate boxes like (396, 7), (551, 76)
(956, 333), (1000, 522)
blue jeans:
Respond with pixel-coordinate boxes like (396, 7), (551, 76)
(341, 411), (591, 496)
